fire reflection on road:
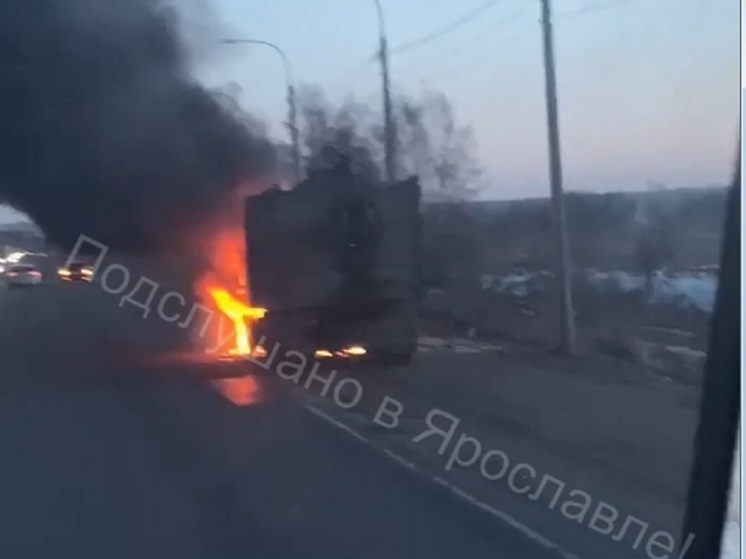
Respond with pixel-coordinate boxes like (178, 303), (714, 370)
(212, 375), (263, 406)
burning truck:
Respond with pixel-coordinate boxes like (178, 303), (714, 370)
(238, 155), (423, 366)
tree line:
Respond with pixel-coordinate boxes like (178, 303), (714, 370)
(274, 84), (484, 202)
(269, 84), (726, 287)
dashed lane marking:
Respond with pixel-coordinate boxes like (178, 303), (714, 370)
(304, 404), (581, 559)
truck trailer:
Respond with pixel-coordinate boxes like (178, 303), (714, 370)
(245, 159), (422, 365)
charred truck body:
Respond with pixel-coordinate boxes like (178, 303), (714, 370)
(245, 157), (422, 365)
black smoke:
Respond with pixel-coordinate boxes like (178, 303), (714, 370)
(0, 0), (275, 251)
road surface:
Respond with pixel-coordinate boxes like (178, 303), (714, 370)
(295, 351), (699, 559)
(0, 282), (564, 559)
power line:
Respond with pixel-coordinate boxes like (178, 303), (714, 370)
(323, 53), (378, 91)
(555, 0), (635, 18)
(410, 0), (664, 81)
(317, 0), (667, 95)
(392, 5), (532, 83)
(391, 3), (527, 67)
(390, 0), (505, 55)
(407, 22), (536, 86)
(324, 0), (656, 95)
(324, 0), (509, 92)
(395, 0), (661, 90)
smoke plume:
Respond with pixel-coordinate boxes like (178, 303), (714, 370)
(0, 0), (275, 251)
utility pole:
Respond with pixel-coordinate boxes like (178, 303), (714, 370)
(373, 0), (395, 182)
(286, 83), (301, 184)
(222, 39), (302, 184)
(380, 34), (395, 182)
(539, 0), (576, 353)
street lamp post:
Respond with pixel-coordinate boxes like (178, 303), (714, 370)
(222, 39), (302, 185)
(372, 0), (395, 182)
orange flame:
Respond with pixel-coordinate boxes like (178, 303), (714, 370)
(196, 225), (266, 357)
(202, 279), (266, 356)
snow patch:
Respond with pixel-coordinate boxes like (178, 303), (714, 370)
(589, 270), (717, 311)
(481, 271), (553, 296)
(418, 336), (504, 354)
(482, 269), (718, 312)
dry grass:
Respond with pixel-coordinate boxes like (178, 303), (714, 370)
(420, 284), (710, 382)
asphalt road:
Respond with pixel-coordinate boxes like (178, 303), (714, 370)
(0, 281), (564, 559)
(297, 352), (697, 559)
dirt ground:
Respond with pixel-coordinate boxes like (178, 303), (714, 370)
(420, 285), (710, 385)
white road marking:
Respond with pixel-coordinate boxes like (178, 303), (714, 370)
(304, 404), (581, 559)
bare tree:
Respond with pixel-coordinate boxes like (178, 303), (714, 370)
(395, 90), (483, 201)
(295, 85), (483, 201)
(297, 85), (382, 181)
(634, 213), (674, 294)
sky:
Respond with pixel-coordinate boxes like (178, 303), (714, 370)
(0, 0), (739, 224)
(189, 0), (739, 200)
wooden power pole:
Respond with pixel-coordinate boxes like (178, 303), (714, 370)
(379, 34), (395, 182)
(372, 0), (395, 182)
(539, 0), (576, 353)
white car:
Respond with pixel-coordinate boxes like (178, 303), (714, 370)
(6, 264), (42, 289)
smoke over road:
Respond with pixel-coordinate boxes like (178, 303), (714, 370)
(0, 0), (275, 251)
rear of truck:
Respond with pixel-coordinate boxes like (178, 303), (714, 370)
(245, 170), (422, 365)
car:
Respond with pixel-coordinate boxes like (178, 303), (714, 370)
(58, 261), (93, 283)
(6, 264), (42, 289)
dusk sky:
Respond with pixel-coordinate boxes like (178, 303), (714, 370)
(191, 0), (739, 199)
(0, 0), (739, 224)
